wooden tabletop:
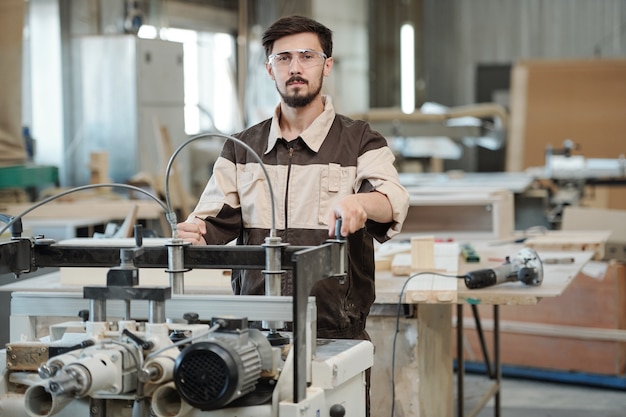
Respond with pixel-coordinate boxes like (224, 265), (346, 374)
(374, 242), (595, 306)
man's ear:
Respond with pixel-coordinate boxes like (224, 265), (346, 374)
(266, 62), (275, 80)
(323, 56), (334, 77)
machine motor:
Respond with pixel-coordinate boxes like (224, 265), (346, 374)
(173, 317), (275, 410)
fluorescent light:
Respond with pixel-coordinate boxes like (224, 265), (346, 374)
(400, 23), (415, 114)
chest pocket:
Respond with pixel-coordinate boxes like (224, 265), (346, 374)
(237, 164), (271, 228)
(318, 163), (353, 225)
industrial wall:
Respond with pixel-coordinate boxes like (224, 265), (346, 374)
(422, 0), (626, 106)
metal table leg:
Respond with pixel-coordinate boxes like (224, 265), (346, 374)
(457, 303), (502, 417)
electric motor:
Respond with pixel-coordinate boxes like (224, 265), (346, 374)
(173, 337), (263, 410)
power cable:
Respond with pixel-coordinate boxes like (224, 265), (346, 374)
(390, 271), (465, 417)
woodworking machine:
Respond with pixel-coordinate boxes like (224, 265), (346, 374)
(0, 222), (371, 417)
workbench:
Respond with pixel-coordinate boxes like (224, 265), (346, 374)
(367, 242), (594, 417)
(0, 164), (59, 200)
(1, 199), (169, 239)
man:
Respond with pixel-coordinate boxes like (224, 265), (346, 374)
(178, 14), (408, 343)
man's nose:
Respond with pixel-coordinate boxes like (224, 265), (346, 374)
(289, 58), (303, 73)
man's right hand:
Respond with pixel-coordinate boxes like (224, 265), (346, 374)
(176, 219), (207, 245)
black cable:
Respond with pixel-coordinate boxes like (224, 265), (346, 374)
(390, 271), (465, 417)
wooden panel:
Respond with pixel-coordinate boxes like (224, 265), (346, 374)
(507, 59), (626, 209)
(0, 0), (26, 163)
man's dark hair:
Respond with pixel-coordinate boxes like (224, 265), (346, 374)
(262, 15), (333, 59)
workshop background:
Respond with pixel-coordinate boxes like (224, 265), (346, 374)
(1, 1), (626, 416)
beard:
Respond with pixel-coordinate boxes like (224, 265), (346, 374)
(278, 75), (323, 108)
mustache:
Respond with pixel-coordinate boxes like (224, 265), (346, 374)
(286, 76), (307, 85)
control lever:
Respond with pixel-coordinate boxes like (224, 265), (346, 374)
(0, 214), (22, 238)
(328, 218), (347, 284)
(464, 248), (543, 289)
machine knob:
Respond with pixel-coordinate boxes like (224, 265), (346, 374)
(329, 404), (346, 417)
(183, 312), (200, 324)
(78, 309), (89, 322)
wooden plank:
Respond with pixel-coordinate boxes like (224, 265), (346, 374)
(524, 230), (611, 260)
(411, 235), (436, 270)
(88, 151), (112, 186)
(418, 304), (453, 417)
(1, 200), (165, 221)
(461, 319), (626, 343)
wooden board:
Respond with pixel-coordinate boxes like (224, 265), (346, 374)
(1, 200), (165, 221)
(562, 206), (626, 242)
(523, 230), (612, 261)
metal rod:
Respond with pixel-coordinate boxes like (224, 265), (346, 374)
(90, 299), (106, 322)
(472, 304), (494, 378)
(457, 303), (464, 417)
(494, 305), (501, 417)
(149, 300), (166, 324)
(263, 236), (285, 330)
(167, 240), (187, 295)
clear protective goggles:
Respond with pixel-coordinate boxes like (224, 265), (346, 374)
(267, 49), (328, 68)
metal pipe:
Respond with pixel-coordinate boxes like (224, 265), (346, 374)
(262, 236), (285, 330)
(167, 239), (187, 295)
(149, 300), (166, 324)
(90, 299), (106, 322)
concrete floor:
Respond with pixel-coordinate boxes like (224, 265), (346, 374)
(461, 374), (626, 417)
